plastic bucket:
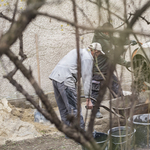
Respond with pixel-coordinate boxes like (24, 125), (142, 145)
(108, 126), (136, 150)
(82, 132), (108, 150)
(131, 114), (150, 148)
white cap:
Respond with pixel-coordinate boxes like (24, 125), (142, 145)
(88, 42), (105, 54)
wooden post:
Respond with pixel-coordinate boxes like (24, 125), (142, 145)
(35, 34), (42, 108)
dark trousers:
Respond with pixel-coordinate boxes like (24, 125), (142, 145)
(52, 80), (85, 129)
(91, 74), (123, 111)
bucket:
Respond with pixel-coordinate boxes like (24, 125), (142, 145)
(82, 132), (108, 150)
(131, 114), (150, 148)
(108, 126), (136, 150)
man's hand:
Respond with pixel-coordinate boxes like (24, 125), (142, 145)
(125, 61), (131, 68)
(86, 99), (93, 109)
(130, 40), (137, 46)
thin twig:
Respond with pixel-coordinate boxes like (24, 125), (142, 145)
(0, 12), (13, 22)
(10, 0), (19, 28)
(34, 10), (150, 37)
(19, 34), (27, 59)
(129, 1), (150, 28)
(129, 12), (150, 25)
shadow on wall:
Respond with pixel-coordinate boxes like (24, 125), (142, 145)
(7, 90), (85, 109)
(7, 89), (131, 109)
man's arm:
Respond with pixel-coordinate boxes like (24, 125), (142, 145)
(117, 56), (131, 68)
(86, 98), (93, 109)
(81, 59), (93, 97)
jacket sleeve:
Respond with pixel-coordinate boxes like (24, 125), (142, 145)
(106, 50), (128, 67)
(111, 36), (131, 46)
(81, 59), (93, 98)
(117, 56), (129, 67)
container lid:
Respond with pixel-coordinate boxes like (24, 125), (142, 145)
(131, 114), (150, 125)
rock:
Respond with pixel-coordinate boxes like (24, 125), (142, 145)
(0, 98), (41, 145)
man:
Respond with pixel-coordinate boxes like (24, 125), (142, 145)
(49, 43), (103, 129)
(91, 22), (137, 118)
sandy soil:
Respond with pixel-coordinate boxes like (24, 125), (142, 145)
(0, 134), (82, 150)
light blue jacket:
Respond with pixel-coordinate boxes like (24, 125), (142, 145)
(49, 48), (93, 98)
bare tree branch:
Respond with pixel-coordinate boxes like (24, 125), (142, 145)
(4, 50), (59, 123)
(72, 0), (81, 130)
(32, 10), (150, 37)
(0, 12), (13, 22)
(19, 34), (27, 59)
(129, 12), (150, 25)
(0, 1), (45, 55)
(11, 0), (19, 28)
(1, 0), (150, 149)
(129, 1), (150, 28)
(4, 74), (53, 121)
(115, 15), (132, 29)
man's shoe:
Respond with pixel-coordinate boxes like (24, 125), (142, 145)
(96, 111), (103, 118)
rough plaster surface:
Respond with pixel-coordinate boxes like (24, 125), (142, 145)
(0, 0), (150, 100)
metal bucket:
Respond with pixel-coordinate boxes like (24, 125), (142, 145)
(82, 132), (108, 150)
(132, 114), (150, 148)
(108, 126), (136, 150)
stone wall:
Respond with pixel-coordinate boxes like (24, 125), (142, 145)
(0, 0), (150, 103)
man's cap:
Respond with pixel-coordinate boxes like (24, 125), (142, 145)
(88, 42), (105, 54)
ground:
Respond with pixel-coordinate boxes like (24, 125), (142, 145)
(0, 132), (149, 150)
(0, 134), (82, 150)
(0, 100), (111, 150)
(0, 94), (149, 150)
(0, 99), (83, 150)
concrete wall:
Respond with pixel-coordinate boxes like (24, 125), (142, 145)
(0, 0), (150, 104)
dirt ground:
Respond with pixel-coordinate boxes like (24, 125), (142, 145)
(0, 132), (149, 150)
(0, 134), (82, 150)
(0, 94), (149, 150)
